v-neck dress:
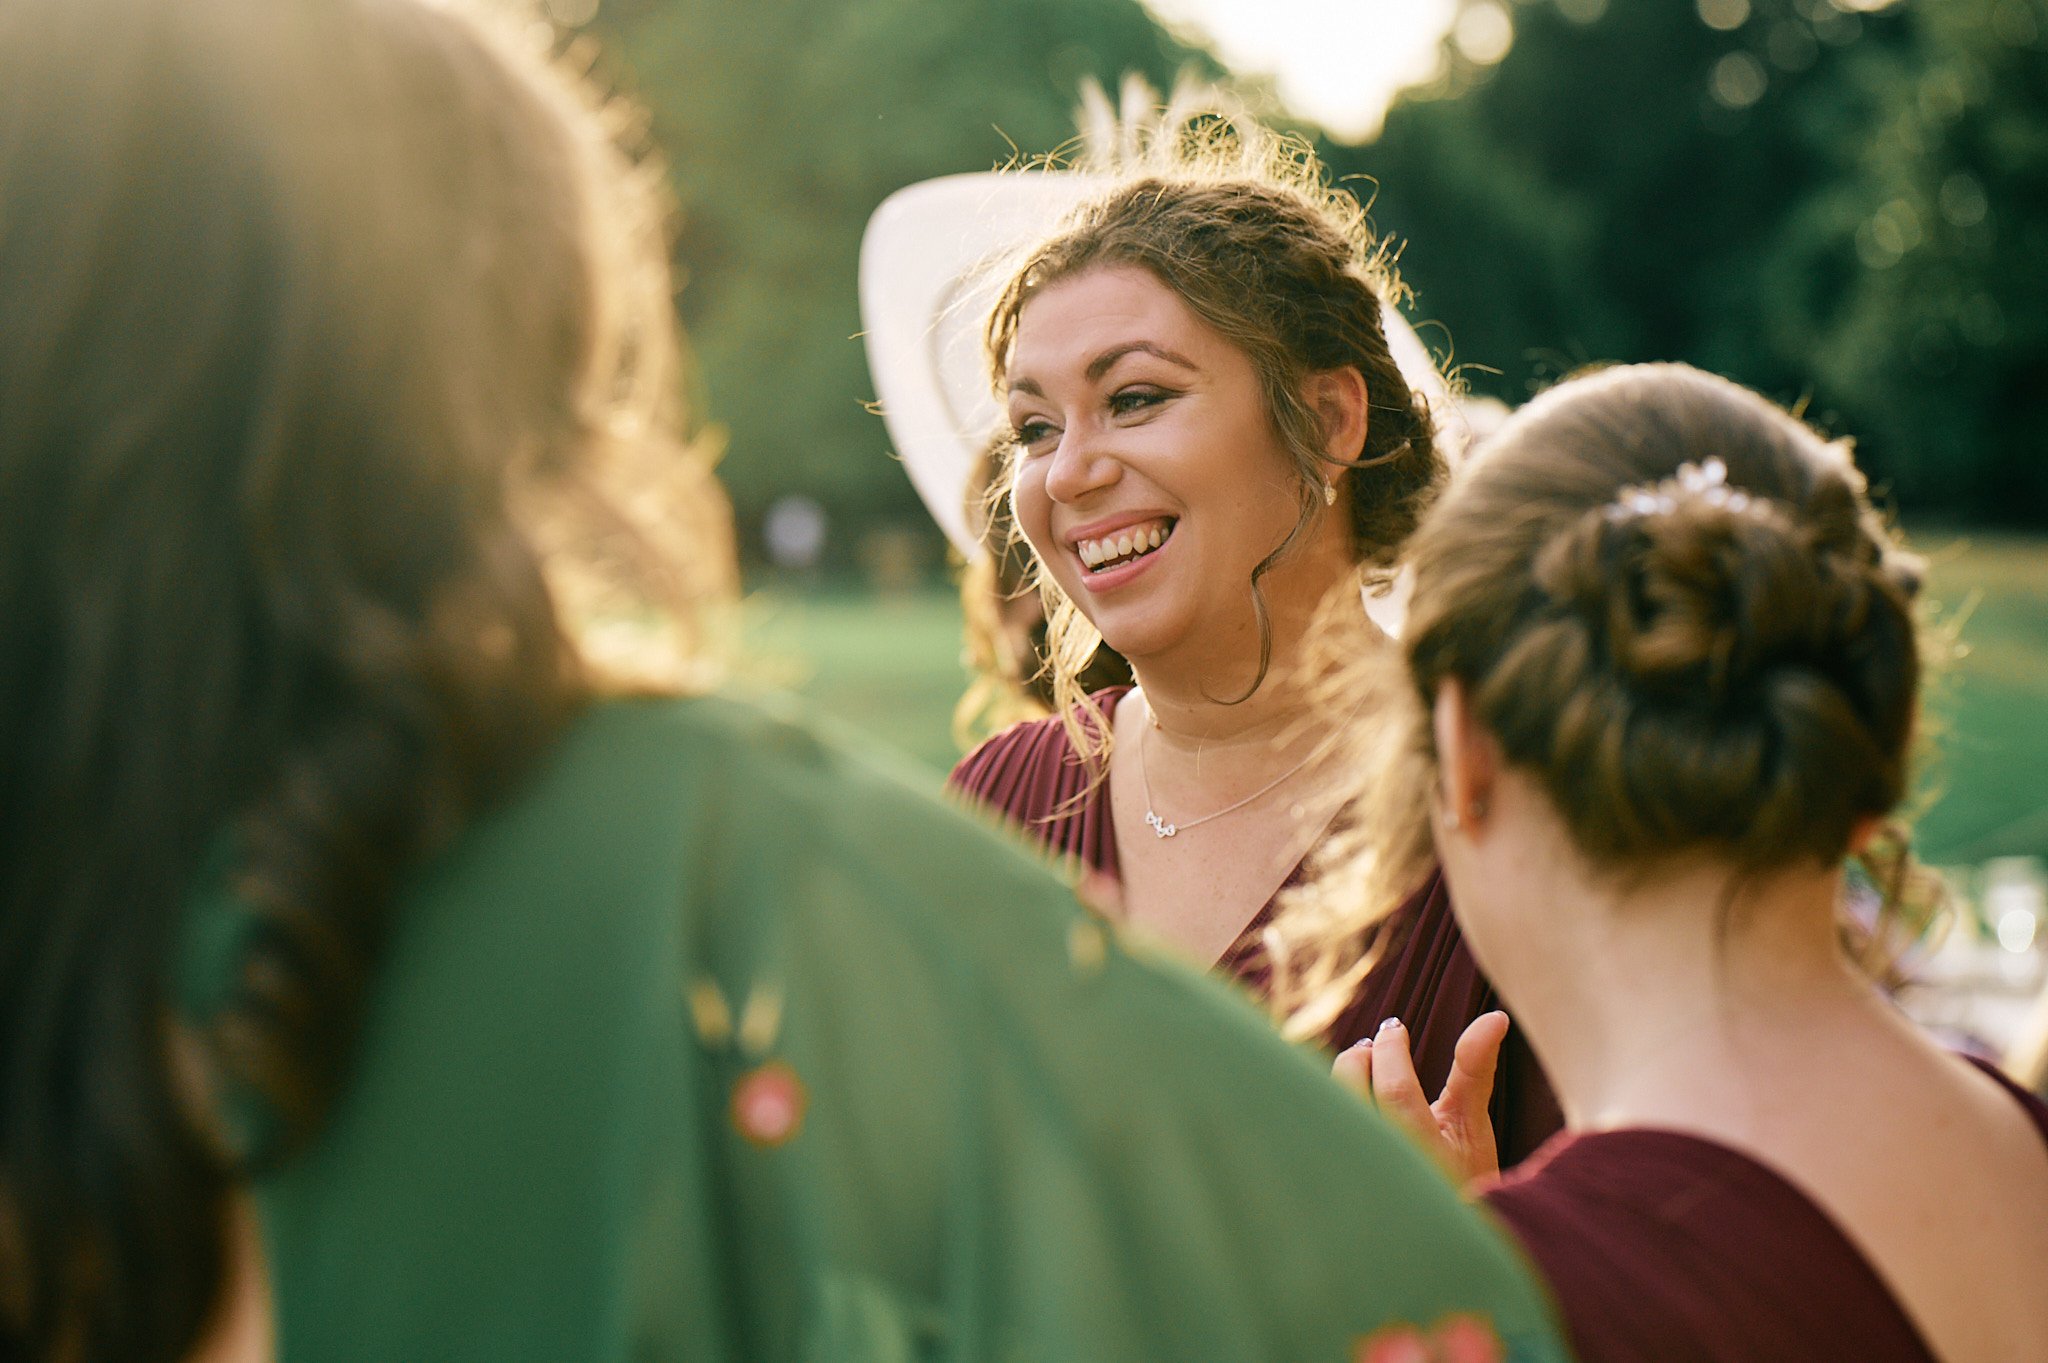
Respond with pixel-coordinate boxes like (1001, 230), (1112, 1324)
(1481, 1060), (2048, 1362)
(950, 686), (1564, 1166)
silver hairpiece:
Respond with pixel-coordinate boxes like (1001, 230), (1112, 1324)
(1603, 457), (1754, 523)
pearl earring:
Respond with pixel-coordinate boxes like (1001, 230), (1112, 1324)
(1323, 480), (1338, 507)
(1442, 797), (1487, 832)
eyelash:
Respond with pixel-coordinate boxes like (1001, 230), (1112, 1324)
(1108, 386), (1172, 416)
(1010, 388), (1176, 451)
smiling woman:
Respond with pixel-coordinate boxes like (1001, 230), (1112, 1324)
(1004, 263), (1348, 678)
(950, 99), (1564, 1165)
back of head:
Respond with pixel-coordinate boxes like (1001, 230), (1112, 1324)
(1405, 363), (1920, 873)
(0, 1), (726, 1357)
(1275, 364), (1923, 1036)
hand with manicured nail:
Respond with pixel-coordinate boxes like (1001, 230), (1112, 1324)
(1332, 1011), (1508, 1189)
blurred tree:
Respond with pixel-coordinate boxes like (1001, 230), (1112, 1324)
(1314, 0), (2048, 522)
(594, 0), (1215, 566)
(1329, 0), (1915, 410)
(591, 0), (2045, 529)
(1760, 0), (2048, 516)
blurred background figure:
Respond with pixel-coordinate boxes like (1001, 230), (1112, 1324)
(761, 494), (829, 577)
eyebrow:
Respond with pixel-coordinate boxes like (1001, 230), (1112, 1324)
(1007, 341), (1200, 398)
(1087, 341), (1198, 381)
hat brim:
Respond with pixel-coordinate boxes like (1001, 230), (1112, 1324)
(858, 171), (1467, 561)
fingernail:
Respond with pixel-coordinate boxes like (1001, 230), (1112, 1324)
(1377, 1016), (1404, 1036)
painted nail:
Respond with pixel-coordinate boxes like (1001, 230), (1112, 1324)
(1378, 1016), (1404, 1036)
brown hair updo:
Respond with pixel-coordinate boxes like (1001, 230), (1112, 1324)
(982, 89), (1445, 764)
(1276, 363), (1925, 1035)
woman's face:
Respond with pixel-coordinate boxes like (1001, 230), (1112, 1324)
(1004, 264), (1339, 671)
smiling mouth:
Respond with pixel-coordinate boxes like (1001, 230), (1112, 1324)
(1076, 518), (1176, 574)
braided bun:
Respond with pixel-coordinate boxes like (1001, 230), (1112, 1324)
(1416, 364), (1920, 873)
(1271, 363), (1929, 1037)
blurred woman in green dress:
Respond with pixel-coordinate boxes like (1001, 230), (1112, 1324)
(0, 2), (1570, 1360)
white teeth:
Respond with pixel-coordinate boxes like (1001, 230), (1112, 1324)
(1076, 520), (1173, 570)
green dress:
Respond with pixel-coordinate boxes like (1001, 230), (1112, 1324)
(183, 695), (1569, 1362)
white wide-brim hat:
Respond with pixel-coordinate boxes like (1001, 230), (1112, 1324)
(857, 170), (1471, 563)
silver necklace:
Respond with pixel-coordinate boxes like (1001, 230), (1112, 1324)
(1135, 700), (1324, 839)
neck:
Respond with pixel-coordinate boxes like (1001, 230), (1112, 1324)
(1132, 592), (1378, 749)
(1126, 610), (1381, 832)
(1467, 828), (1882, 1134)
(1135, 663), (1316, 751)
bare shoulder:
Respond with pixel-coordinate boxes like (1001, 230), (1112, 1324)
(1776, 1034), (2048, 1362)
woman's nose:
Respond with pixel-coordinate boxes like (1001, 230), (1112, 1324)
(1042, 421), (1121, 504)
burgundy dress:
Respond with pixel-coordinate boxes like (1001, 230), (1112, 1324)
(1482, 1060), (2048, 1362)
(950, 686), (1563, 1166)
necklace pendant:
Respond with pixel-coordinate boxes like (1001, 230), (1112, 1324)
(1145, 809), (1177, 838)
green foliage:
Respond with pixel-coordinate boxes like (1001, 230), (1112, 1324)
(1324, 0), (2048, 523)
(595, 0), (1215, 563)
(590, 0), (2047, 532)
(1766, 0), (2048, 514)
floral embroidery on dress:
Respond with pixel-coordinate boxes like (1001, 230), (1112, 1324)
(691, 975), (807, 1147)
(731, 1059), (808, 1148)
(1354, 1312), (1504, 1363)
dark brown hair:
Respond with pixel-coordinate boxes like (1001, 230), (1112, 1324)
(982, 93), (1446, 766)
(0, 0), (729, 1357)
(1276, 364), (1926, 1036)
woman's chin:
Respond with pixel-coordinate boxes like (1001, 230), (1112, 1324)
(1080, 616), (1163, 668)
(1088, 606), (1204, 675)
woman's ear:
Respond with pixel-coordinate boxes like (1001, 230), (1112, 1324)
(1303, 366), (1369, 471)
(1432, 679), (1499, 835)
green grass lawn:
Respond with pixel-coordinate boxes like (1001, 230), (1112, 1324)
(737, 587), (972, 779)
(745, 532), (2048, 865)
(1913, 532), (2048, 864)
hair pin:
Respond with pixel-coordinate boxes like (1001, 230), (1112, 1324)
(1602, 457), (1755, 523)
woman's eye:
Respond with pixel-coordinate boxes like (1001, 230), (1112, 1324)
(1010, 419), (1056, 449)
(1109, 387), (1171, 417)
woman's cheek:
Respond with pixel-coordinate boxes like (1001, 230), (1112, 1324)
(1010, 471), (1058, 567)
